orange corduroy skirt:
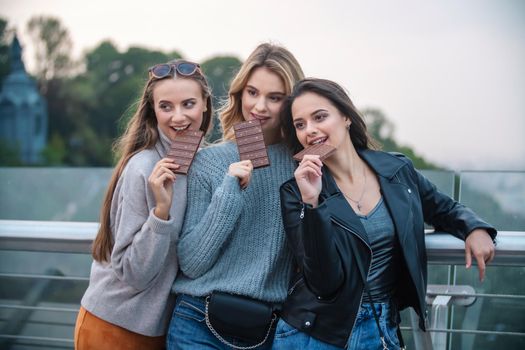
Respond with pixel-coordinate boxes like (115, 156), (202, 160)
(74, 306), (165, 350)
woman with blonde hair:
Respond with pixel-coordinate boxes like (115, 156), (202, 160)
(166, 43), (304, 350)
(75, 60), (213, 349)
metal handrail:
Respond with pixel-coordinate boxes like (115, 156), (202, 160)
(0, 304), (79, 313)
(1, 220), (524, 265)
(425, 231), (525, 266)
(0, 334), (73, 344)
(0, 273), (89, 281)
(0, 220), (96, 253)
(400, 327), (525, 337)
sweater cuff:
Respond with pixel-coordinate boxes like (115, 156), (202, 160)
(147, 208), (175, 235)
(218, 173), (242, 196)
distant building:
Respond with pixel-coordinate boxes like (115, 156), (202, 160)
(0, 34), (47, 164)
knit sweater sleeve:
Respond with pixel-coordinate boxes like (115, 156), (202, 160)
(110, 158), (177, 291)
(177, 149), (244, 278)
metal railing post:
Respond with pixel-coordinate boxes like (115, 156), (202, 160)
(0, 268), (62, 349)
(410, 308), (434, 350)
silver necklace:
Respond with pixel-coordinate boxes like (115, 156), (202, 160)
(341, 166), (367, 212)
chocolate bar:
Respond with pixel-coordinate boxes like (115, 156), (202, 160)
(293, 144), (336, 162)
(166, 129), (203, 174)
(234, 119), (270, 168)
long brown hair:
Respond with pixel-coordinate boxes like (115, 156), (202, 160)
(219, 43), (304, 141)
(280, 78), (377, 154)
(92, 60), (213, 262)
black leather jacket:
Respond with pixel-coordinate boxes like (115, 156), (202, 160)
(279, 150), (497, 347)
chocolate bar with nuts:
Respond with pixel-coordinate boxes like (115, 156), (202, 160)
(234, 119), (270, 168)
(166, 129), (204, 174)
(293, 144), (336, 162)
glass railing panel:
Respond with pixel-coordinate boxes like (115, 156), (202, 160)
(0, 250), (91, 348)
(0, 167), (112, 222)
(449, 265), (525, 350)
(420, 170), (456, 198)
(449, 171), (525, 349)
(420, 167), (461, 302)
(459, 171), (525, 231)
(0, 168), (456, 223)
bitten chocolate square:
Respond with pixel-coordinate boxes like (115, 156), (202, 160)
(166, 130), (204, 174)
(234, 119), (270, 168)
(293, 144), (336, 162)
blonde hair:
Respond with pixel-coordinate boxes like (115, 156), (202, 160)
(92, 60), (213, 262)
(219, 43), (304, 141)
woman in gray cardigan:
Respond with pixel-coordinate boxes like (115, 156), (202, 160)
(75, 60), (213, 350)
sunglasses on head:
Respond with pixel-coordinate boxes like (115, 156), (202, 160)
(148, 61), (201, 79)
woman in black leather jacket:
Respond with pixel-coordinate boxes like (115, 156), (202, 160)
(272, 78), (497, 350)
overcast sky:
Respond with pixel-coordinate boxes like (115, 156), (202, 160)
(1, 0), (524, 171)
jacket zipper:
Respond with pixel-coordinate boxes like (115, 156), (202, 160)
(289, 203), (305, 296)
(331, 218), (374, 345)
(288, 277), (304, 296)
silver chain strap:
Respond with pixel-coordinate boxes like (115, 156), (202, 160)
(204, 296), (277, 350)
(381, 336), (388, 350)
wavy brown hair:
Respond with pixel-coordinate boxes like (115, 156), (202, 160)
(219, 43), (304, 141)
(92, 60), (213, 262)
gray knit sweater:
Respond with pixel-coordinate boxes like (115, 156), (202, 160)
(81, 130), (184, 336)
(172, 142), (296, 302)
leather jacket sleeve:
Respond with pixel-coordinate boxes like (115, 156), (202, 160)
(280, 180), (344, 298)
(408, 161), (497, 241)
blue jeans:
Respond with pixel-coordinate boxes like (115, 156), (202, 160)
(167, 294), (274, 350)
(347, 302), (401, 350)
(272, 319), (342, 350)
(271, 302), (401, 350)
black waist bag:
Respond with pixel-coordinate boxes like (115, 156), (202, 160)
(205, 292), (276, 348)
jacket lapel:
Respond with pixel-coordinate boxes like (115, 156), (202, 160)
(320, 149), (416, 248)
(378, 176), (412, 247)
(321, 169), (370, 247)
(358, 149), (413, 246)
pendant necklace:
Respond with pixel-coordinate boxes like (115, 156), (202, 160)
(342, 166), (367, 213)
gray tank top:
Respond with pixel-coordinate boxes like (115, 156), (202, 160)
(358, 197), (400, 302)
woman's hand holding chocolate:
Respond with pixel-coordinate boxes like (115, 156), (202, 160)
(294, 154), (323, 207)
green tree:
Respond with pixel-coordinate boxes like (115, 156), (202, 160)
(40, 132), (66, 165)
(24, 16), (74, 166)
(0, 17), (14, 165)
(19, 14), (243, 166)
(26, 16), (74, 93)
(86, 43), (180, 137)
(0, 140), (22, 166)
(0, 17), (11, 84)
(364, 107), (396, 148)
(363, 108), (439, 169)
